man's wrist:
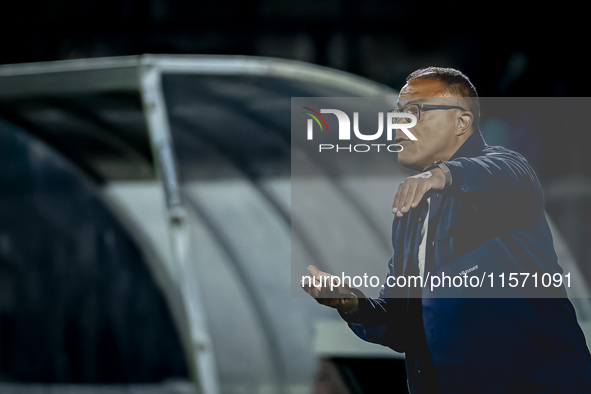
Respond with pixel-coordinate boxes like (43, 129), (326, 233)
(424, 160), (453, 190)
(438, 162), (452, 188)
(430, 167), (447, 190)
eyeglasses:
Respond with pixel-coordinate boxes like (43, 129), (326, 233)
(391, 103), (466, 123)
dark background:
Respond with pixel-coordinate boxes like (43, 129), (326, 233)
(1, 0), (585, 97)
(3, 0), (586, 174)
(0, 1), (589, 389)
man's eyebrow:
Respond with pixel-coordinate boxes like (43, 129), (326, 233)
(396, 98), (424, 108)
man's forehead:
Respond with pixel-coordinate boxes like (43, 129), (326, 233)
(397, 79), (453, 106)
(399, 79), (446, 98)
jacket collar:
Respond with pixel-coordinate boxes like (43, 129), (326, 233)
(449, 130), (487, 161)
(420, 130), (487, 172)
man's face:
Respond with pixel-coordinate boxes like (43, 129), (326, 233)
(395, 78), (464, 171)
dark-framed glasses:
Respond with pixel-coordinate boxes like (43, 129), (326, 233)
(391, 103), (466, 123)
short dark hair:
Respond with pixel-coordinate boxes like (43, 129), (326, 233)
(406, 66), (480, 128)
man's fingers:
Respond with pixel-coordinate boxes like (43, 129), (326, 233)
(303, 265), (331, 296)
(318, 283), (345, 306)
(393, 177), (436, 217)
(411, 182), (431, 209)
(307, 265), (320, 277)
(301, 279), (321, 297)
(395, 181), (418, 217)
(401, 181), (420, 213)
(302, 268), (356, 312)
(392, 189), (401, 213)
(311, 283), (333, 306)
(393, 181), (410, 214)
(307, 265), (334, 281)
(302, 272), (349, 306)
(302, 283), (322, 299)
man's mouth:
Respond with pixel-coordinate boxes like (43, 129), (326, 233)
(395, 138), (409, 144)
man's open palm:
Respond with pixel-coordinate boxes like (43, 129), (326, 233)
(301, 265), (358, 314)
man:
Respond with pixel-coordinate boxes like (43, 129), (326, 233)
(302, 67), (591, 393)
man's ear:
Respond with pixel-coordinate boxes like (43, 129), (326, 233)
(456, 111), (473, 136)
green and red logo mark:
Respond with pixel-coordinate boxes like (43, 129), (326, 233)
(302, 107), (329, 132)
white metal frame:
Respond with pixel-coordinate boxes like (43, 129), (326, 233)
(0, 54), (397, 394)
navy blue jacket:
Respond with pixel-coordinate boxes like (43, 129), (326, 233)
(340, 131), (591, 393)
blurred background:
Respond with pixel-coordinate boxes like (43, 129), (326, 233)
(0, 1), (589, 393)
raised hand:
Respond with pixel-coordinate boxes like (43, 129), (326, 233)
(301, 265), (358, 314)
(392, 168), (446, 217)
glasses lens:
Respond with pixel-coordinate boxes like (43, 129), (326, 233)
(392, 104), (419, 123)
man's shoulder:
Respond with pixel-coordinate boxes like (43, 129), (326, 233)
(469, 144), (529, 164)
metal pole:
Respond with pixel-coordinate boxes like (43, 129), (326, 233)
(138, 57), (221, 394)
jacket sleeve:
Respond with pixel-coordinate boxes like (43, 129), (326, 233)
(337, 258), (408, 353)
(443, 148), (543, 212)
